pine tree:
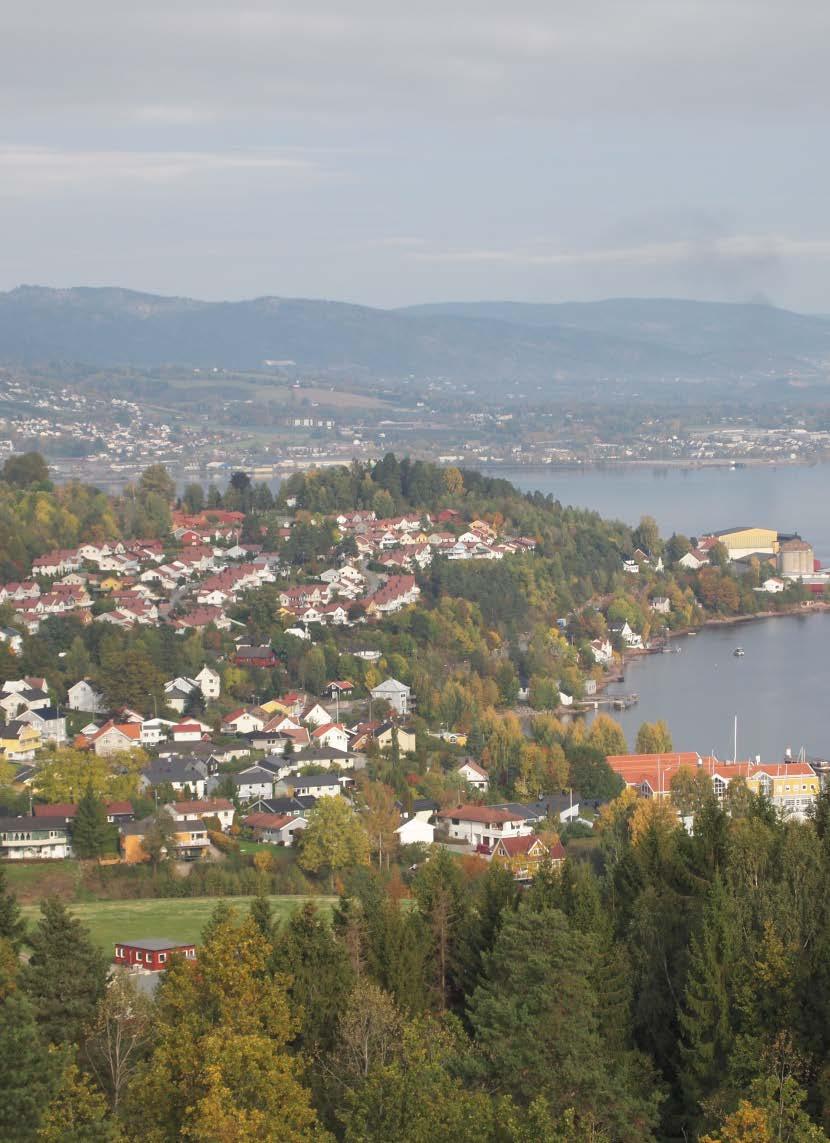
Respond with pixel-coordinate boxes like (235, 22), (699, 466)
(0, 865), (26, 949)
(23, 898), (108, 1045)
(72, 785), (116, 859)
(273, 902), (354, 1053)
(679, 877), (739, 1127)
(0, 941), (63, 1142)
(249, 891), (274, 940)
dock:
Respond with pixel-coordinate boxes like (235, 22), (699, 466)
(576, 693), (638, 711)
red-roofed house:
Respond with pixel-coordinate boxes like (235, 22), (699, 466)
(491, 834), (563, 879)
(457, 759), (489, 792)
(243, 812), (308, 846)
(90, 721), (142, 756)
(437, 804), (532, 847)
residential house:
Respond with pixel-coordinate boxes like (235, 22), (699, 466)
(491, 835), (565, 880)
(33, 801), (134, 826)
(589, 638), (613, 665)
(222, 707), (266, 735)
(610, 621), (643, 650)
(309, 722), (350, 752)
(120, 816), (210, 863)
(89, 721), (142, 756)
(233, 645), (278, 669)
(139, 759), (209, 799)
(395, 817), (435, 846)
(17, 705), (66, 745)
(437, 804), (533, 848)
(243, 812), (308, 846)
(0, 721), (42, 761)
(67, 679), (107, 713)
(228, 766), (276, 803)
(0, 815), (71, 859)
(195, 666), (221, 700)
(283, 773), (343, 799)
(457, 758), (489, 791)
(0, 627), (23, 655)
(323, 680), (355, 698)
(369, 677), (411, 716)
(163, 798), (235, 832)
(650, 597), (671, 614)
(298, 702), (333, 728)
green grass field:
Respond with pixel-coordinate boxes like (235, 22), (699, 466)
(20, 895), (334, 953)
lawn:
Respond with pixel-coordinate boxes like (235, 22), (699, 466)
(20, 894), (335, 953)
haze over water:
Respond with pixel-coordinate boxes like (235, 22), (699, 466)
(499, 464), (830, 759)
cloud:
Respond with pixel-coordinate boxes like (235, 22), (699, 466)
(0, 146), (329, 195)
(409, 235), (830, 268)
(4, 0), (830, 128)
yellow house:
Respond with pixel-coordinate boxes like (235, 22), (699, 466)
(709, 527), (778, 559)
(0, 721), (42, 761)
(745, 762), (819, 819)
(120, 821), (210, 863)
(259, 699), (292, 716)
(99, 576), (124, 592)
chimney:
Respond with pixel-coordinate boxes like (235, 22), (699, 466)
(785, 747), (792, 762)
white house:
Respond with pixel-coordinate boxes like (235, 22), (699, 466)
(67, 679), (106, 714)
(140, 717), (175, 746)
(244, 812), (308, 846)
(299, 702), (333, 728)
(310, 723), (350, 752)
(396, 818), (435, 846)
(650, 597), (671, 614)
(590, 638), (613, 665)
(289, 773), (342, 798)
(231, 766), (275, 802)
(457, 759), (489, 792)
(758, 577), (786, 593)
(611, 621), (643, 650)
(437, 805), (533, 848)
(222, 708), (266, 735)
(195, 666), (221, 699)
(370, 677), (411, 716)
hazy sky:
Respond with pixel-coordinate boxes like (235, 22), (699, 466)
(3, 0), (830, 310)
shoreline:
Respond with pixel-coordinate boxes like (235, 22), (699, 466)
(478, 458), (821, 473)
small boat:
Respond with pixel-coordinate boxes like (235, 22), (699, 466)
(733, 647), (745, 657)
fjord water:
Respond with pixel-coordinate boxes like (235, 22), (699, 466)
(499, 463), (830, 562)
(600, 614), (830, 761)
(498, 464), (830, 759)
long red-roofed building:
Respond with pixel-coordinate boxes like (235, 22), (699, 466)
(606, 752), (819, 819)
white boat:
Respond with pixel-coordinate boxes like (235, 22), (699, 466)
(733, 647), (745, 657)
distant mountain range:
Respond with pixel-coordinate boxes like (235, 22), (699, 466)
(1, 286), (829, 391)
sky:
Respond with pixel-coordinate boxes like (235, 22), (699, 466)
(2, 0), (830, 311)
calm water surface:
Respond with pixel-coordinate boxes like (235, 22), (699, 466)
(495, 464), (830, 563)
(596, 613), (830, 760)
(490, 464), (830, 759)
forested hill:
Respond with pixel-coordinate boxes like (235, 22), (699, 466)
(2, 285), (830, 387)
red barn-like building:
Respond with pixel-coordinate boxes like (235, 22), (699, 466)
(114, 938), (196, 971)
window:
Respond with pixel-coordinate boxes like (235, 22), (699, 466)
(115, 946), (123, 957)
(158, 953), (167, 963)
(136, 951), (143, 961)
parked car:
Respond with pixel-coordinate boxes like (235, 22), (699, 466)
(474, 842), (492, 855)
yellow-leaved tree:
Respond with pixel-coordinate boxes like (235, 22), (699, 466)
(124, 909), (325, 1142)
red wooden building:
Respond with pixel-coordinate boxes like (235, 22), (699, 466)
(113, 938), (196, 971)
